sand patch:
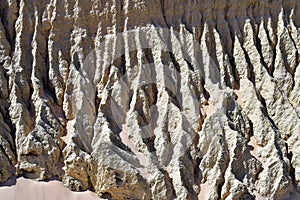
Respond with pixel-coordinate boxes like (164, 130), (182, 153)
(119, 124), (151, 180)
(253, 191), (266, 200)
(202, 102), (215, 118)
(198, 183), (210, 200)
(0, 178), (102, 200)
(234, 89), (245, 109)
(61, 120), (74, 144)
(248, 136), (264, 165)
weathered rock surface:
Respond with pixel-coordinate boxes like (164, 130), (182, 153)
(0, 0), (299, 199)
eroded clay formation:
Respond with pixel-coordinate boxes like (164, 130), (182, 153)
(0, 0), (299, 199)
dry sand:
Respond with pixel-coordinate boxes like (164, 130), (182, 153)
(202, 102), (215, 118)
(198, 183), (210, 200)
(61, 120), (74, 144)
(120, 124), (151, 180)
(0, 178), (102, 200)
(248, 136), (264, 165)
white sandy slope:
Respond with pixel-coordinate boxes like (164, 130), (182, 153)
(0, 178), (102, 200)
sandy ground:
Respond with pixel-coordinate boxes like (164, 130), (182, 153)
(234, 89), (244, 109)
(0, 178), (102, 200)
(61, 120), (74, 144)
(119, 124), (151, 180)
(202, 102), (215, 118)
(248, 136), (264, 165)
(1, 177), (297, 200)
(198, 183), (210, 200)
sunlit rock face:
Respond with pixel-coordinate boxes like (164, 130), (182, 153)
(0, 0), (299, 199)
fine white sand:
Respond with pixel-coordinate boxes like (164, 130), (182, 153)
(248, 136), (264, 165)
(0, 178), (102, 200)
(202, 102), (215, 118)
(198, 183), (210, 200)
(120, 124), (151, 180)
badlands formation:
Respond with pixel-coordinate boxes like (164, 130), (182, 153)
(0, 0), (299, 199)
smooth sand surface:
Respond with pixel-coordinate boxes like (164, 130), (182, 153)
(202, 102), (215, 118)
(198, 183), (210, 200)
(61, 120), (74, 144)
(0, 178), (102, 200)
(248, 136), (264, 165)
(120, 124), (151, 180)
(234, 89), (244, 109)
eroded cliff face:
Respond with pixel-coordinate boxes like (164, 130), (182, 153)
(0, 0), (299, 199)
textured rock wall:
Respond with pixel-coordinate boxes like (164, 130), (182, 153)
(0, 0), (299, 199)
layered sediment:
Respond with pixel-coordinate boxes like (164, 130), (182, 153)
(0, 0), (299, 199)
